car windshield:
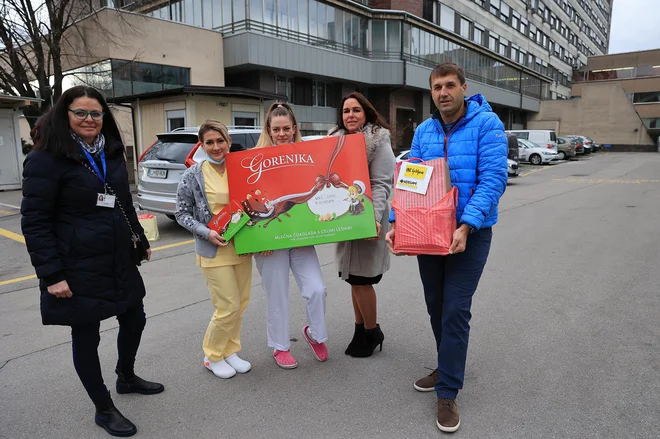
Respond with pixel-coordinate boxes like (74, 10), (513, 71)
(519, 139), (540, 148)
(141, 134), (199, 163)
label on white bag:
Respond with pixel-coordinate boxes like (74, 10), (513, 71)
(396, 163), (434, 195)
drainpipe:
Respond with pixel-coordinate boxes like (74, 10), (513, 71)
(401, 25), (406, 87)
(137, 98), (143, 156)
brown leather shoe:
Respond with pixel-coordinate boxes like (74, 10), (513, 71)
(436, 398), (460, 433)
(413, 368), (438, 392)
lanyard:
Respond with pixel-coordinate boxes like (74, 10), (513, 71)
(80, 147), (107, 187)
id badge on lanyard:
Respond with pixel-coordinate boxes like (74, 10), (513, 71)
(97, 193), (116, 208)
(81, 148), (116, 209)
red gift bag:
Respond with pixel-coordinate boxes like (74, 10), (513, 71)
(391, 157), (458, 255)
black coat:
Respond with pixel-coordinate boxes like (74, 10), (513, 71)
(21, 140), (149, 326)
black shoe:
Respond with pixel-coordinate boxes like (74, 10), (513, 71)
(345, 323), (365, 355)
(349, 324), (384, 358)
(95, 397), (137, 437)
(116, 371), (164, 395)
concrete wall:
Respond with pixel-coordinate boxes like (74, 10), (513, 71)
(529, 82), (654, 145)
(582, 49), (660, 71)
(573, 76), (660, 97)
(63, 9), (224, 87)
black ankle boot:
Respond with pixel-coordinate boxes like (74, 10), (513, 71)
(345, 323), (365, 355)
(116, 370), (165, 395)
(94, 396), (137, 437)
(349, 324), (384, 358)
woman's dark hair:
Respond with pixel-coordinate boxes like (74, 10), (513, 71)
(330, 92), (390, 135)
(31, 86), (122, 159)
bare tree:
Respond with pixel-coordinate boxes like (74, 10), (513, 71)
(0, 0), (146, 127)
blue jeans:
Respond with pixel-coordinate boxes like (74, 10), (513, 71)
(71, 304), (146, 404)
(417, 228), (492, 399)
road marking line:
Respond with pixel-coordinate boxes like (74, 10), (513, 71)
(0, 274), (37, 287)
(0, 238), (195, 287)
(519, 167), (549, 177)
(0, 202), (20, 209)
(0, 228), (25, 243)
(150, 239), (195, 251)
(0, 210), (15, 215)
(553, 178), (660, 184)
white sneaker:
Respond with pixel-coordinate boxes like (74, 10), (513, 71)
(225, 354), (252, 373)
(204, 357), (236, 379)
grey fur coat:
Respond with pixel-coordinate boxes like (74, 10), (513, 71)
(330, 123), (396, 280)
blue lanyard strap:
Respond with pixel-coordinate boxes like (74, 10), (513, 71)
(80, 147), (106, 186)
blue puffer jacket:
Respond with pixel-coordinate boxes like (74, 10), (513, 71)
(390, 94), (508, 230)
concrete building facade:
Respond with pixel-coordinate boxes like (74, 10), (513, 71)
(128, 0), (606, 149)
(530, 48), (660, 149)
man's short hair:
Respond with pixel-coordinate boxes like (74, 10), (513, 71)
(429, 63), (466, 86)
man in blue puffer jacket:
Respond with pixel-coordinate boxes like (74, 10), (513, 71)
(386, 62), (507, 433)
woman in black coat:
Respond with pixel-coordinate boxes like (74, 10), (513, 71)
(21, 86), (163, 437)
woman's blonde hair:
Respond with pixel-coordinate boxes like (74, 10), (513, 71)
(255, 101), (303, 148)
(198, 119), (231, 144)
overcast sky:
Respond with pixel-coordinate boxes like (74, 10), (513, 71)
(608, 0), (660, 54)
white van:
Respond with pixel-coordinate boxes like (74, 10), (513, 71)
(506, 130), (557, 150)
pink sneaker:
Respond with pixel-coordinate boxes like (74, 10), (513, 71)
(303, 326), (328, 362)
(273, 349), (298, 369)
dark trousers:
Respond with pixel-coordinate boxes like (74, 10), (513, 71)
(417, 228), (492, 399)
(71, 304), (146, 404)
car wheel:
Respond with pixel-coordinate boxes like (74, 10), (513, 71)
(166, 214), (176, 221)
(558, 151), (566, 160)
(530, 154), (542, 165)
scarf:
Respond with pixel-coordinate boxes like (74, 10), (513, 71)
(71, 131), (105, 155)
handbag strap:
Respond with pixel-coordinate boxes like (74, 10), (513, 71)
(81, 161), (140, 247)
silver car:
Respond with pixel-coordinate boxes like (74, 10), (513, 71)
(137, 127), (262, 218)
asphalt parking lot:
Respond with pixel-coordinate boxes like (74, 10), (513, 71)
(1, 151), (659, 438)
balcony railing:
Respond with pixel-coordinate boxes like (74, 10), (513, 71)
(219, 19), (542, 100)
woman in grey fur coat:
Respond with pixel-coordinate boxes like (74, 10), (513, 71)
(329, 92), (396, 358)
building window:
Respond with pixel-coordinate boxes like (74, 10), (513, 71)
(489, 33), (498, 52)
(632, 92), (660, 104)
(440, 4), (455, 32)
(232, 111), (259, 126)
(275, 75), (294, 101)
(110, 60), (190, 97)
(500, 2), (510, 23)
(489, 0), (500, 16)
(473, 24), (484, 45)
(499, 37), (508, 56)
(642, 118), (660, 129)
(512, 11), (520, 31)
(312, 80), (327, 106)
(166, 109), (186, 131)
(459, 17), (470, 39)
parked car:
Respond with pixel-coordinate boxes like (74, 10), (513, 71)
(565, 135), (591, 155)
(566, 135), (599, 152)
(506, 129), (558, 150)
(556, 137), (578, 160)
(517, 139), (559, 165)
(507, 158), (519, 177)
(137, 126), (262, 218)
(396, 150), (410, 162)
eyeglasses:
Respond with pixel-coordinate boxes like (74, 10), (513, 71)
(69, 109), (104, 121)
